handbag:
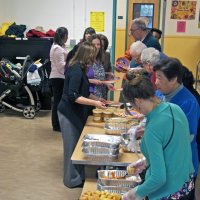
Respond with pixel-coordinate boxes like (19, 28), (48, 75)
(41, 69), (52, 97)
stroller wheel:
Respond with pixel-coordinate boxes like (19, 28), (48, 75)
(23, 106), (36, 119)
(0, 103), (5, 113)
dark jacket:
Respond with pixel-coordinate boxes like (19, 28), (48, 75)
(58, 62), (90, 133)
(143, 31), (161, 52)
(66, 43), (81, 65)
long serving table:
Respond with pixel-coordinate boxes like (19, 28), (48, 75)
(71, 125), (142, 166)
(71, 116), (142, 198)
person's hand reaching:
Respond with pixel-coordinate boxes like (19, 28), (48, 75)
(127, 157), (146, 175)
(95, 100), (106, 109)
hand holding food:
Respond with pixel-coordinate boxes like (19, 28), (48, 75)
(127, 157), (146, 175)
(95, 101), (106, 109)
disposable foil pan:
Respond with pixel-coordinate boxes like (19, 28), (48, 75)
(104, 118), (129, 135)
(97, 183), (132, 195)
(82, 134), (121, 148)
(82, 146), (119, 155)
(98, 170), (141, 187)
(83, 153), (118, 160)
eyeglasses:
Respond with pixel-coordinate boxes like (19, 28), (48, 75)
(129, 28), (138, 35)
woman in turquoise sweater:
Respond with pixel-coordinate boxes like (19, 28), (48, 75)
(122, 73), (194, 200)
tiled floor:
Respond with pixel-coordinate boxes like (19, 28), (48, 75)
(0, 109), (200, 200)
(0, 110), (82, 200)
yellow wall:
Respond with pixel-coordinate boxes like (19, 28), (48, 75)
(163, 36), (200, 76)
(115, 29), (126, 59)
(114, 29), (126, 101)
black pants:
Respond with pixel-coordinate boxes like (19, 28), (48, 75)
(50, 78), (64, 130)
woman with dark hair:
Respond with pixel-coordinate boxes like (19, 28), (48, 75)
(57, 42), (106, 188)
(49, 27), (68, 132)
(82, 27), (96, 42)
(99, 33), (112, 73)
(154, 58), (199, 200)
(87, 34), (114, 100)
(66, 27), (96, 64)
(182, 66), (200, 105)
(182, 65), (200, 164)
(122, 73), (194, 200)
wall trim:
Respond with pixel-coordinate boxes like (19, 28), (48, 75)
(164, 35), (200, 39)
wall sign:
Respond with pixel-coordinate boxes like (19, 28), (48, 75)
(177, 21), (186, 32)
(90, 12), (104, 32)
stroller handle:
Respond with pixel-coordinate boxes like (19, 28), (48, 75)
(0, 60), (21, 80)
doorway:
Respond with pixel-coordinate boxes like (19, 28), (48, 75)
(126, 0), (160, 49)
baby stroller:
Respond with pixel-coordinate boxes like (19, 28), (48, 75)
(0, 56), (46, 118)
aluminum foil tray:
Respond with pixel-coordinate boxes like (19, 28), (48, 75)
(82, 146), (119, 156)
(97, 183), (132, 195)
(82, 134), (121, 148)
(104, 118), (131, 135)
(83, 155), (118, 162)
(98, 170), (141, 187)
(83, 152), (118, 159)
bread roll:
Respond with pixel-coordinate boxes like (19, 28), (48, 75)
(127, 165), (136, 175)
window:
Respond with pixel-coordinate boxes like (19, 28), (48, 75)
(133, 3), (154, 29)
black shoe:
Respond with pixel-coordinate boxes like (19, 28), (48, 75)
(53, 127), (61, 132)
(69, 181), (85, 188)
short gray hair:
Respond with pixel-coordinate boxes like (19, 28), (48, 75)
(130, 41), (147, 56)
(141, 47), (160, 66)
(132, 18), (147, 31)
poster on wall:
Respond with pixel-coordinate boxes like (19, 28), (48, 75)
(90, 12), (104, 32)
(171, 1), (197, 20)
(177, 21), (186, 32)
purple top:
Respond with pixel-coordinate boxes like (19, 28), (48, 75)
(87, 66), (95, 93)
(86, 63), (107, 99)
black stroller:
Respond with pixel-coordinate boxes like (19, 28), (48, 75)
(0, 56), (48, 118)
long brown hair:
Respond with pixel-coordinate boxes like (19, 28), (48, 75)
(69, 41), (97, 71)
(88, 34), (103, 64)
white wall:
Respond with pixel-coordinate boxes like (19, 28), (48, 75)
(0, 0), (113, 45)
(116, 0), (127, 29)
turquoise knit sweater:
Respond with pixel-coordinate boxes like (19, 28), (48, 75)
(136, 102), (194, 200)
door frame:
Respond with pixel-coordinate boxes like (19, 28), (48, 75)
(125, 0), (161, 49)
